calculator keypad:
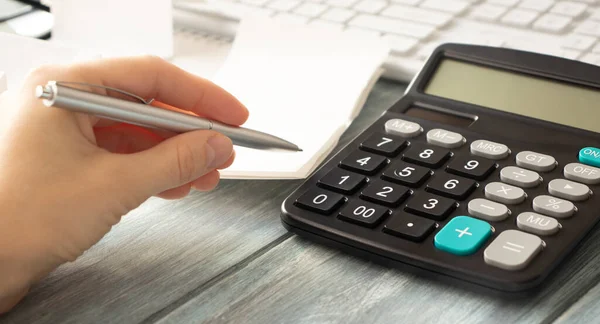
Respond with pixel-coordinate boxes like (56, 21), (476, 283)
(290, 116), (599, 280)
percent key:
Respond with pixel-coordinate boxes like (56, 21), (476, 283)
(533, 195), (576, 218)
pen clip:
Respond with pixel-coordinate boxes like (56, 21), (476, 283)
(55, 81), (155, 105)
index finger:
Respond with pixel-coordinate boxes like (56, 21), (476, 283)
(61, 55), (249, 126)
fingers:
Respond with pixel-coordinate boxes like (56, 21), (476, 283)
(49, 56), (249, 126)
(191, 170), (221, 191)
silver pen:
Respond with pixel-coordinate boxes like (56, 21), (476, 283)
(35, 81), (302, 152)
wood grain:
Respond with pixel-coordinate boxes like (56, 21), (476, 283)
(0, 79), (405, 323)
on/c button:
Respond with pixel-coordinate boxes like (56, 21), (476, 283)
(579, 147), (600, 168)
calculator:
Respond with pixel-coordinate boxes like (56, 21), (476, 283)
(280, 43), (600, 293)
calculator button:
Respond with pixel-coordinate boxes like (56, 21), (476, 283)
(564, 162), (600, 185)
(381, 161), (431, 188)
(426, 128), (465, 148)
(468, 198), (510, 222)
(532, 195), (576, 218)
(402, 144), (451, 168)
(516, 151), (556, 172)
(434, 216), (492, 256)
(548, 179), (591, 201)
(384, 118), (422, 138)
(470, 140), (510, 160)
(339, 150), (387, 175)
(425, 174), (477, 200)
(295, 189), (345, 215)
(485, 182), (526, 204)
(359, 133), (407, 157)
(360, 180), (410, 207)
(446, 155), (497, 180)
(579, 147), (600, 168)
(499, 166), (542, 188)
(484, 230), (543, 271)
(516, 212), (560, 236)
(383, 212), (436, 242)
(318, 168), (367, 194)
(405, 192), (456, 221)
(338, 200), (389, 228)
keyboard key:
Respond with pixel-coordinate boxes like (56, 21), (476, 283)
(434, 216), (492, 256)
(470, 139), (510, 160)
(381, 4), (454, 27)
(318, 168), (367, 194)
(320, 7), (355, 22)
(487, 0), (520, 6)
(485, 182), (526, 204)
(339, 150), (388, 175)
(561, 35), (596, 51)
(519, 0), (554, 11)
(446, 155), (497, 180)
(484, 229), (543, 270)
(383, 212), (436, 242)
(564, 162), (600, 185)
(267, 0), (302, 11)
(549, 1), (587, 17)
(469, 4), (507, 21)
(516, 212), (560, 236)
(515, 151), (556, 172)
(532, 195), (576, 218)
(420, 0), (470, 14)
(574, 20), (600, 37)
(348, 14), (436, 39)
(295, 188), (345, 215)
(426, 174), (477, 200)
(402, 144), (451, 168)
(532, 13), (572, 33)
(338, 200), (389, 228)
(499, 166), (542, 188)
(325, 0), (360, 7)
(405, 192), (456, 220)
(426, 128), (465, 148)
(381, 161), (432, 187)
(548, 179), (591, 201)
(294, 3), (328, 17)
(360, 180), (411, 207)
(468, 198), (510, 221)
(354, 0), (387, 13)
(384, 118), (422, 138)
(359, 133), (407, 157)
(501, 8), (539, 27)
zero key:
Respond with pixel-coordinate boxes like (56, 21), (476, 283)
(295, 189), (345, 215)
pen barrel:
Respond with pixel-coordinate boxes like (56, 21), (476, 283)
(44, 84), (213, 131)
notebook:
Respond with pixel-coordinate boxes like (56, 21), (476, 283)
(178, 17), (390, 179)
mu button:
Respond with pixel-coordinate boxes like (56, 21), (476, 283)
(434, 216), (492, 256)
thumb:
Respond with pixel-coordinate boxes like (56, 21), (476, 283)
(114, 130), (233, 197)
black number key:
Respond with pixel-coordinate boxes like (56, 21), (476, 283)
(446, 155), (497, 180)
(318, 168), (367, 194)
(381, 161), (431, 188)
(338, 200), (389, 228)
(425, 174), (477, 200)
(295, 188), (345, 215)
(360, 180), (411, 207)
(383, 212), (436, 242)
(339, 150), (387, 175)
(359, 133), (407, 157)
(405, 192), (456, 221)
(402, 144), (451, 168)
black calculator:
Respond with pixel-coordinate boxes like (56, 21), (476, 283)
(280, 43), (600, 293)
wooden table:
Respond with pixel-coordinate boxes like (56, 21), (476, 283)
(3, 79), (600, 324)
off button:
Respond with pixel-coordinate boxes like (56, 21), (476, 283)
(579, 147), (600, 168)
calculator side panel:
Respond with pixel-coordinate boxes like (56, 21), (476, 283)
(280, 95), (600, 293)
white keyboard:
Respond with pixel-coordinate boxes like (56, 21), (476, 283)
(173, 0), (600, 82)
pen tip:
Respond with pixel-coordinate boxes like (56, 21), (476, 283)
(297, 148), (303, 152)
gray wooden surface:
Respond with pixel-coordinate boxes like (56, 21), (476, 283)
(1, 79), (599, 324)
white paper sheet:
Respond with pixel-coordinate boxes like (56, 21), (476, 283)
(214, 17), (389, 179)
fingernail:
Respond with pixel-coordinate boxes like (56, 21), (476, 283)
(206, 135), (233, 169)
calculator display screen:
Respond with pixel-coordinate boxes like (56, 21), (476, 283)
(424, 59), (599, 133)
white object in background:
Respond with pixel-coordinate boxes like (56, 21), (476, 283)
(49, 0), (173, 58)
(214, 16), (389, 179)
(0, 72), (6, 94)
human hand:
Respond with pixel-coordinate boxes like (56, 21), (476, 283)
(0, 56), (248, 312)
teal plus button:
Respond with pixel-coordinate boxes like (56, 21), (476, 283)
(579, 147), (600, 168)
(434, 216), (492, 256)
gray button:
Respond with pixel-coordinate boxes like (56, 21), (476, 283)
(564, 163), (600, 185)
(516, 151), (556, 172)
(484, 230), (543, 271)
(426, 128), (465, 148)
(516, 212), (560, 236)
(548, 178), (591, 201)
(532, 195), (576, 218)
(485, 182), (526, 204)
(500, 166), (542, 188)
(470, 140), (510, 160)
(384, 119), (422, 138)
(468, 198), (510, 221)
